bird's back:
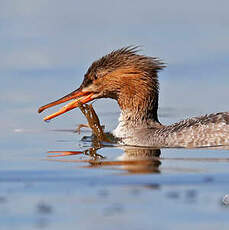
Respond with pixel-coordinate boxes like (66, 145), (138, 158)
(165, 112), (229, 147)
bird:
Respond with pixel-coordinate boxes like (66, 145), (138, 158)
(38, 46), (229, 148)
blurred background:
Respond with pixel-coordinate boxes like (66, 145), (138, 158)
(1, 1), (229, 229)
(1, 0), (229, 135)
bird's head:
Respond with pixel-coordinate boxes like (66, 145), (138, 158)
(38, 47), (165, 121)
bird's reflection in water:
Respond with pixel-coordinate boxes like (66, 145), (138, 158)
(48, 103), (161, 174)
(86, 146), (161, 174)
(48, 142), (161, 174)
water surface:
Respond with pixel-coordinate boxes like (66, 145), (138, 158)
(1, 1), (229, 229)
(1, 108), (229, 230)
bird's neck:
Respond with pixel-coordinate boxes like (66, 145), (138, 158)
(113, 86), (162, 138)
(117, 81), (160, 124)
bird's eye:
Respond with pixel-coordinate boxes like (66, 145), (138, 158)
(82, 77), (93, 87)
(86, 79), (93, 86)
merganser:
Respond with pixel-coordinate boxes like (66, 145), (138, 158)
(38, 47), (229, 148)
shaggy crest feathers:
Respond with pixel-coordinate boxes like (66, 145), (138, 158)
(84, 46), (166, 81)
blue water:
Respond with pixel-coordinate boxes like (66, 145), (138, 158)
(1, 1), (229, 229)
